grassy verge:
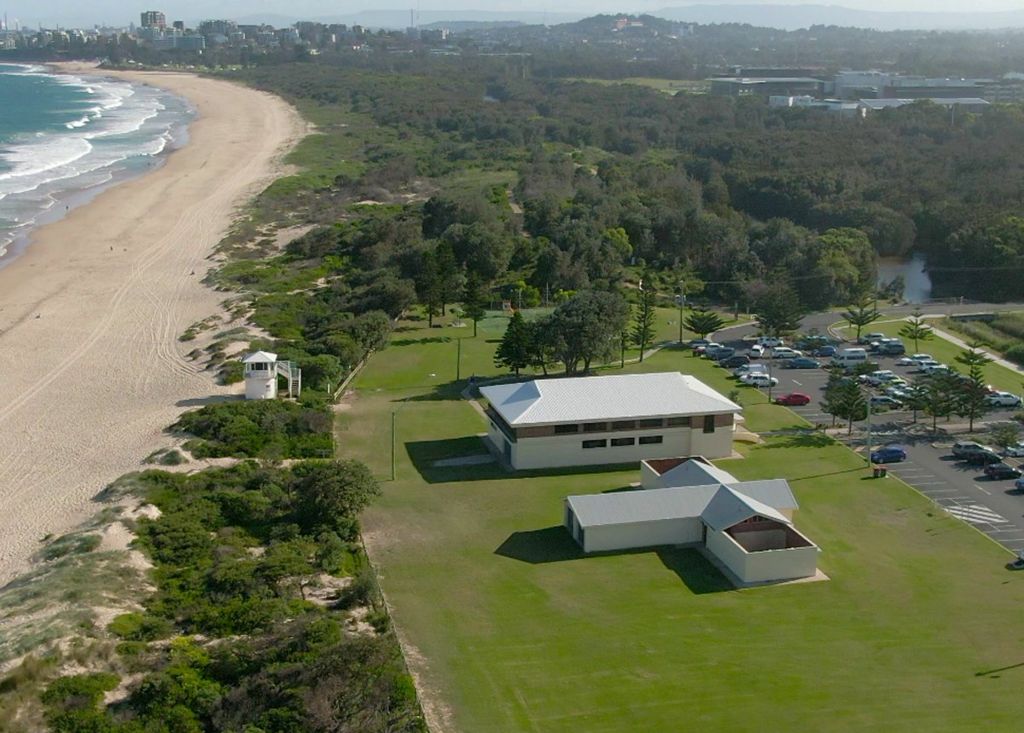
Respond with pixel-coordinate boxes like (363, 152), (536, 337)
(340, 314), (1024, 732)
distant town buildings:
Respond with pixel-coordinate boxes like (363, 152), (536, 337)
(140, 11), (166, 30)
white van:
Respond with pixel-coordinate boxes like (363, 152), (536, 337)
(833, 348), (868, 367)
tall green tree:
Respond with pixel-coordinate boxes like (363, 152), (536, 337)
(822, 378), (867, 434)
(414, 250), (443, 327)
(954, 344), (993, 432)
(433, 240), (463, 319)
(461, 272), (488, 338)
(898, 309), (933, 353)
(682, 306), (726, 340)
(842, 296), (881, 342)
(548, 291), (629, 375)
(920, 372), (961, 431)
(291, 460), (380, 540)
(525, 318), (557, 376)
(753, 283), (804, 337)
(494, 310), (531, 376)
(631, 283), (657, 362)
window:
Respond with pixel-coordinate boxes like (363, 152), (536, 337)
(554, 424), (580, 434)
(610, 437), (635, 447)
(666, 416), (689, 427)
(636, 418), (663, 429)
(638, 435), (663, 445)
(582, 439), (607, 449)
(583, 422), (607, 433)
(611, 420), (636, 430)
(703, 415), (716, 434)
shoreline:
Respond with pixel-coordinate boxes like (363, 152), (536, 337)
(0, 64), (306, 583)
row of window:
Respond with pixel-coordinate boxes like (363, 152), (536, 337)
(582, 435), (664, 449)
(556, 416), (716, 436)
(556, 417), (694, 435)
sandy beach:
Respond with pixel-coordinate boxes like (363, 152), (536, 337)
(0, 66), (305, 583)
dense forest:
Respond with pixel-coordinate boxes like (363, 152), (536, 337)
(232, 57), (1024, 312)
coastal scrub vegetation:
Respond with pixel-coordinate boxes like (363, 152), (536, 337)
(172, 400), (334, 459)
(10, 461), (424, 733)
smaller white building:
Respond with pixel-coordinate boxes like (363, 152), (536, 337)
(479, 372), (741, 470)
(563, 459), (819, 585)
(242, 351), (302, 400)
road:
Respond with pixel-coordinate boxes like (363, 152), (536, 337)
(709, 311), (1024, 554)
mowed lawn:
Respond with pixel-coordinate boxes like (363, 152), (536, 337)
(340, 314), (1024, 733)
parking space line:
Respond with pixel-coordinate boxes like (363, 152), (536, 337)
(912, 481), (949, 487)
(975, 485), (991, 495)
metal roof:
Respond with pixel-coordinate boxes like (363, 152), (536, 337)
(480, 373), (741, 427)
(567, 479), (797, 529)
(242, 351), (277, 363)
(654, 458), (738, 487)
(859, 97), (989, 109)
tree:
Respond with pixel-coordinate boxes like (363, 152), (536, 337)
(548, 291), (629, 375)
(822, 378), (867, 434)
(433, 240), (463, 318)
(494, 310), (531, 376)
(525, 318), (557, 376)
(842, 296), (881, 342)
(291, 460), (380, 540)
(682, 306), (726, 340)
(990, 422), (1022, 452)
(920, 372), (960, 431)
(414, 250), (443, 327)
(631, 282), (657, 362)
(753, 283), (804, 337)
(898, 309), (933, 353)
(954, 344), (993, 432)
(461, 272), (488, 338)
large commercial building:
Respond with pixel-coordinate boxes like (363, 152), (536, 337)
(480, 372), (740, 471)
(709, 76), (826, 98)
(563, 457), (820, 585)
(140, 11), (166, 29)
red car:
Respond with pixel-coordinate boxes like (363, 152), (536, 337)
(775, 392), (811, 406)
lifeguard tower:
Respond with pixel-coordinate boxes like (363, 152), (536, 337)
(242, 351), (301, 400)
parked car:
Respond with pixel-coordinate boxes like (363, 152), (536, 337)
(1003, 443), (1024, 458)
(741, 373), (779, 387)
(879, 341), (906, 356)
(748, 344), (765, 359)
(964, 450), (1003, 466)
(757, 336), (785, 348)
(920, 363), (950, 376)
(858, 332), (886, 345)
(769, 346), (803, 359)
(894, 356), (917, 367)
(775, 392), (812, 406)
(689, 338), (710, 349)
(860, 370), (897, 386)
(952, 441), (996, 458)
(1016, 475), (1024, 492)
(721, 355), (751, 369)
(694, 341), (721, 356)
(814, 345), (837, 357)
(984, 462), (1023, 480)
(734, 363), (767, 378)
(785, 357), (821, 369)
(986, 391), (1023, 408)
(709, 346), (735, 361)
(869, 395), (903, 410)
(871, 445), (907, 463)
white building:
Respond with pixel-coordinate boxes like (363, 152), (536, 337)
(242, 351), (301, 400)
(479, 373), (741, 471)
(563, 459), (820, 585)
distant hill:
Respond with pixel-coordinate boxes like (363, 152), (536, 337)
(231, 9), (581, 30)
(654, 4), (1024, 31)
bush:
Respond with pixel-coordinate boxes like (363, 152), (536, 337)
(1004, 344), (1024, 367)
(172, 400), (334, 458)
(41, 533), (101, 561)
(108, 613), (173, 642)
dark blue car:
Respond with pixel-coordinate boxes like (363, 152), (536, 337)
(870, 446), (907, 464)
(814, 345), (838, 357)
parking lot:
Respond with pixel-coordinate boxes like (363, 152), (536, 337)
(712, 332), (1024, 553)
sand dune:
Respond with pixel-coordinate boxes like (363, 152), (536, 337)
(0, 68), (305, 583)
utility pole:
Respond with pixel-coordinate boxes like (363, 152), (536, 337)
(391, 411), (397, 481)
(456, 338), (462, 381)
(865, 387), (872, 465)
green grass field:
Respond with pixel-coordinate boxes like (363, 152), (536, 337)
(837, 320), (1024, 394)
(341, 315), (1024, 732)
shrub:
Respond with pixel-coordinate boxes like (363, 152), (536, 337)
(1004, 344), (1024, 367)
(172, 401), (334, 459)
(41, 533), (101, 561)
(108, 613), (173, 642)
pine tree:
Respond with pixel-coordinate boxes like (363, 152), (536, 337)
(842, 296), (881, 341)
(631, 285), (657, 362)
(462, 272), (488, 338)
(954, 344), (993, 432)
(682, 307), (726, 340)
(494, 311), (530, 376)
(898, 309), (933, 353)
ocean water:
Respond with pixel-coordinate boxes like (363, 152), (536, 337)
(0, 64), (193, 263)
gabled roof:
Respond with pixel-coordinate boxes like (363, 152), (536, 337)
(480, 373), (741, 427)
(242, 351), (277, 363)
(700, 486), (791, 532)
(654, 458), (738, 487)
(567, 479), (798, 529)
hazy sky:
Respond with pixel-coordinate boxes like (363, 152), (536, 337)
(0, 0), (1016, 28)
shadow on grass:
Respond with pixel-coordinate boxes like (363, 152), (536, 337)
(405, 437), (635, 484)
(389, 337), (453, 347)
(975, 661), (1024, 677)
(759, 431), (836, 449)
(493, 528), (731, 594)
